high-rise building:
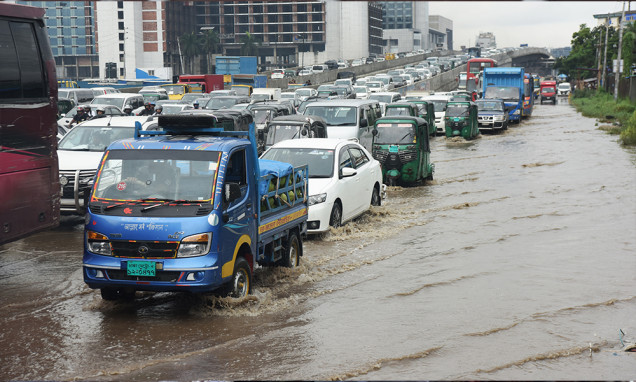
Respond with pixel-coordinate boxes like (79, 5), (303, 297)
(380, 1), (429, 53)
(429, 15), (453, 50)
(95, 0), (194, 80)
(17, 1), (99, 80)
(194, 0), (382, 68)
(475, 32), (496, 50)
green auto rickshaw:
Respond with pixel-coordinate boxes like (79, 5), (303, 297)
(372, 116), (434, 186)
(384, 102), (419, 117)
(410, 100), (437, 136)
(444, 100), (479, 139)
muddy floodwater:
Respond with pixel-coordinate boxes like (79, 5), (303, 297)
(1, 98), (635, 381)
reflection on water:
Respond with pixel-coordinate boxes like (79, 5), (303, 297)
(1, 102), (635, 381)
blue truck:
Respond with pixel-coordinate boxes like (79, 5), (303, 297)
(482, 67), (525, 123)
(82, 113), (308, 300)
(215, 56), (258, 75)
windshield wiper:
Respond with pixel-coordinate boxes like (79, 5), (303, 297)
(140, 199), (201, 212)
(329, 122), (355, 126)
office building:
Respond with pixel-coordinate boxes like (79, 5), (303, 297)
(429, 15), (452, 51)
(380, 1), (429, 53)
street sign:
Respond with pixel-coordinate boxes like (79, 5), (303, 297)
(613, 59), (624, 73)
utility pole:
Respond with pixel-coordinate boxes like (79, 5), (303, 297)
(602, 13), (609, 90)
(614, 1), (626, 100)
(597, 27), (603, 88)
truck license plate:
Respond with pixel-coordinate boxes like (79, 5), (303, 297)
(127, 261), (156, 276)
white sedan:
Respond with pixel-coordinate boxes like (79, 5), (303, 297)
(261, 139), (384, 234)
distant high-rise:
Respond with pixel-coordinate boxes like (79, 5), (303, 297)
(380, 1), (429, 52)
(475, 32), (496, 49)
(17, 1), (99, 80)
(429, 15), (452, 50)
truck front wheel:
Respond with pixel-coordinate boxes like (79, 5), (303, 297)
(223, 258), (251, 298)
(281, 233), (300, 268)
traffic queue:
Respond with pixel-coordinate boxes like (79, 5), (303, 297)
(56, 54), (554, 301)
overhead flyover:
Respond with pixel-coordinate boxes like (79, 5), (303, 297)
(493, 47), (553, 76)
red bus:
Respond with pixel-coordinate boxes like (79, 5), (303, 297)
(0, 3), (60, 245)
(466, 58), (497, 84)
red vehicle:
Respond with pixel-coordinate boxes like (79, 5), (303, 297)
(539, 80), (557, 104)
(178, 74), (224, 93)
(0, 3), (60, 245)
(466, 58), (496, 86)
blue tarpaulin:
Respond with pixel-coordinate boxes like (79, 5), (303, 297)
(258, 159), (293, 197)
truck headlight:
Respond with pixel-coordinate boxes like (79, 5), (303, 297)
(308, 193), (327, 206)
(87, 231), (112, 256)
(177, 233), (212, 258)
(513, 109), (520, 115)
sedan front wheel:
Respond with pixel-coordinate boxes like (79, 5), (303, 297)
(329, 202), (342, 228)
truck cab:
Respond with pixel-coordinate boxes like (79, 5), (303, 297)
(83, 115), (308, 300)
(540, 80), (557, 104)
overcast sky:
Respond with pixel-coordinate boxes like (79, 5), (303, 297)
(429, 1), (628, 49)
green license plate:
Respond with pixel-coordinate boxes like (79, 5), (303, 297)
(389, 145), (399, 153)
(127, 261), (156, 277)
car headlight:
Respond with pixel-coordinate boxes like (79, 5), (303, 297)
(494, 115), (504, 121)
(87, 230), (112, 256)
(308, 193), (327, 206)
(177, 233), (212, 258)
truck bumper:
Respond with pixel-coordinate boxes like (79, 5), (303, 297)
(83, 251), (225, 293)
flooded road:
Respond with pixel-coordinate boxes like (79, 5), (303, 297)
(1, 97), (635, 380)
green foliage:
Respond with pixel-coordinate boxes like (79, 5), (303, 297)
(572, 90), (636, 145)
(620, 110), (636, 145)
(555, 23), (620, 80)
(240, 32), (260, 56)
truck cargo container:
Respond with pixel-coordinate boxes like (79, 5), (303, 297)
(178, 74), (224, 93)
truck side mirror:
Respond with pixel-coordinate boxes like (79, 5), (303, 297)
(224, 182), (241, 204)
(372, 128), (378, 136)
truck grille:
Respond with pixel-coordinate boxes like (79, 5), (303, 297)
(106, 269), (181, 282)
(110, 240), (179, 258)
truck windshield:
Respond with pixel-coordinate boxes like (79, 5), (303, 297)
(304, 106), (357, 126)
(446, 104), (470, 117)
(374, 123), (416, 145)
(262, 148), (334, 178)
(266, 124), (302, 146)
(541, 87), (555, 94)
(92, 149), (221, 202)
(253, 109), (272, 124)
(484, 87), (519, 101)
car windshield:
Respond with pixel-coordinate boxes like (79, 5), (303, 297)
(446, 104), (470, 117)
(162, 85), (185, 94)
(58, 126), (134, 152)
(181, 94), (202, 103)
(334, 79), (350, 86)
(317, 85), (334, 92)
(376, 77), (390, 85)
(374, 123), (416, 145)
(266, 124), (303, 146)
(476, 101), (504, 112)
(304, 106), (356, 126)
(425, 99), (448, 112)
(296, 89), (312, 97)
(369, 94), (393, 103)
(91, 97), (125, 109)
(58, 100), (74, 115)
(253, 109), (272, 124)
(142, 94), (164, 102)
(205, 98), (238, 110)
(385, 107), (413, 116)
(484, 87), (519, 101)
(92, 149), (221, 202)
(262, 147), (334, 178)
(367, 82), (381, 89)
(354, 87), (367, 94)
(162, 105), (185, 114)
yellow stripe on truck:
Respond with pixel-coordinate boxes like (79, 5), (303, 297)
(222, 234), (252, 278)
(258, 208), (307, 235)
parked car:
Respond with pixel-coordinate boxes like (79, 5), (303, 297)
(271, 69), (285, 79)
(475, 98), (508, 132)
(261, 138), (383, 233)
(57, 116), (154, 214)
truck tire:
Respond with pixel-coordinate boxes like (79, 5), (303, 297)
(281, 233), (300, 268)
(329, 202), (342, 228)
(223, 258), (251, 298)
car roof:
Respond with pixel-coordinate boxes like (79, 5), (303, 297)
(93, 93), (140, 99)
(304, 99), (378, 107)
(269, 138), (359, 150)
(74, 116), (153, 127)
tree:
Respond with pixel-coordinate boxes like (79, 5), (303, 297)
(199, 29), (220, 73)
(619, 21), (636, 79)
(554, 23), (619, 80)
(180, 32), (199, 73)
(240, 32), (260, 56)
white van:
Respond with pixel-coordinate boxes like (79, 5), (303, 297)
(423, 94), (451, 134)
(252, 88), (281, 101)
(58, 88), (95, 105)
(302, 99), (381, 152)
(312, 64), (328, 74)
